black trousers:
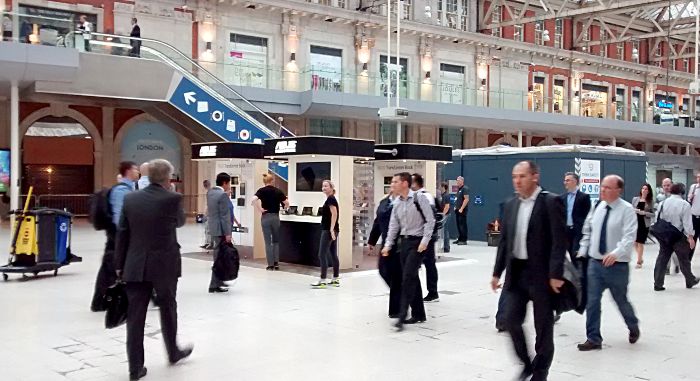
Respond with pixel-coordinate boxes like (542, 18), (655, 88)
(91, 234), (117, 311)
(564, 227), (588, 313)
(654, 239), (696, 288)
(455, 211), (468, 242)
(126, 280), (180, 374)
(398, 237), (426, 322)
(504, 259), (554, 381)
(691, 216), (700, 261)
(422, 238), (438, 296)
(378, 245), (403, 316)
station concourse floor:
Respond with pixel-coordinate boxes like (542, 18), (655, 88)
(0, 221), (699, 381)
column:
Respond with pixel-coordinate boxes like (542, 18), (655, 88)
(101, 107), (114, 188)
(10, 81), (19, 225)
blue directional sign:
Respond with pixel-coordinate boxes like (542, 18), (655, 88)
(268, 161), (288, 182)
(168, 76), (273, 143)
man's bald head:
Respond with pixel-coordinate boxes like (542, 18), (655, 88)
(662, 177), (672, 194)
(600, 175), (624, 203)
(139, 162), (149, 176)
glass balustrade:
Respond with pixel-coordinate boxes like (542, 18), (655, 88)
(2, 11), (694, 129)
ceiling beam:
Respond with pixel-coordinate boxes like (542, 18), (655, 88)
(483, 0), (689, 29)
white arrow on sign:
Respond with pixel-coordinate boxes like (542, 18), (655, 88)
(184, 92), (196, 105)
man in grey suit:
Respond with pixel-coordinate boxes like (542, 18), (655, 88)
(207, 172), (236, 293)
(115, 159), (192, 381)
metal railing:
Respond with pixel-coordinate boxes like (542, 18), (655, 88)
(17, 194), (90, 216)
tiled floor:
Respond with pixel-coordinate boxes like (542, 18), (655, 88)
(1, 221), (699, 381)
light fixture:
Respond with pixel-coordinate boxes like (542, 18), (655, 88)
(201, 16), (215, 43)
(481, 78), (487, 86)
(632, 48), (639, 60)
(324, 16), (333, 22)
(421, 52), (433, 73)
(543, 30), (550, 42)
(205, 41), (212, 53)
(357, 36), (370, 65)
(290, 52), (296, 63)
(424, 5), (432, 18)
(477, 62), (488, 80)
(246, 4), (256, 9)
(425, 71), (431, 79)
(362, 62), (368, 72)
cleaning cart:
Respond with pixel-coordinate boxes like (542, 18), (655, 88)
(1, 188), (81, 280)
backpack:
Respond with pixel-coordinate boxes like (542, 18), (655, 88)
(213, 241), (240, 281)
(414, 191), (445, 238)
(89, 183), (129, 231)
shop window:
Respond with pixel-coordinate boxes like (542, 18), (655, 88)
(378, 121), (406, 143)
(553, 79), (565, 114)
(439, 128), (463, 149)
(514, 23), (524, 42)
(309, 45), (343, 92)
(225, 33), (268, 88)
(532, 77), (545, 112)
(307, 0), (346, 8)
(631, 90), (641, 122)
(581, 84), (609, 118)
(380, 55), (409, 100)
(438, 0), (468, 31)
(439, 63), (465, 104)
(615, 88), (625, 121)
(309, 119), (342, 137)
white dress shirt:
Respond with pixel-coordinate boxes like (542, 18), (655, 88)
(416, 188), (436, 206)
(513, 187), (542, 260)
(579, 197), (637, 262)
(688, 183), (700, 216)
(657, 195), (695, 236)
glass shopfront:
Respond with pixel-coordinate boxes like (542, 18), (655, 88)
(17, 5), (97, 46)
(531, 76), (545, 112)
(439, 63), (465, 104)
(615, 88), (625, 120)
(309, 45), (343, 92)
(581, 84), (609, 118)
(553, 79), (565, 114)
(225, 33), (268, 88)
(631, 90), (641, 122)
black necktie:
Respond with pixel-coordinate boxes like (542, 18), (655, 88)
(599, 205), (611, 255)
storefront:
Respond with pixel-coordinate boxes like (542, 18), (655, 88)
(224, 33), (268, 88)
(308, 45), (343, 92)
(631, 90), (642, 122)
(17, 4), (98, 46)
(531, 76), (545, 112)
(439, 63), (465, 104)
(552, 79), (565, 114)
(581, 84), (609, 118)
(654, 95), (676, 125)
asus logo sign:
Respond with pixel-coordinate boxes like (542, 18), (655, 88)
(199, 145), (217, 157)
(274, 140), (297, 154)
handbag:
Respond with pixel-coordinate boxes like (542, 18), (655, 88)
(104, 281), (128, 329)
(649, 203), (684, 246)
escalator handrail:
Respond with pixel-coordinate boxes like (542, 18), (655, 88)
(82, 30), (295, 138)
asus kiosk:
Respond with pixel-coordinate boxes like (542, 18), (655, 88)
(191, 141), (273, 261)
(263, 136), (375, 270)
(369, 143), (453, 253)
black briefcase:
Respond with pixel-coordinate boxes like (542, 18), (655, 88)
(104, 281), (128, 329)
(650, 204), (684, 246)
(213, 242), (240, 281)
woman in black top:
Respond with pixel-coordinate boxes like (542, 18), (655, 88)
(254, 173), (289, 270)
(631, 183), (655, 269)
(311, 180), (340, 288)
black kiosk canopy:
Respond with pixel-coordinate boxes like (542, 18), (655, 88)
(191, 142), (265, 160)
(264, 136), (375, 159)
(374, 143), (453, 162)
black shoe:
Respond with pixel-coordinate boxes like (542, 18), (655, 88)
(577, 340), (602, 351)
(456, 241), (467, 245)
(687, 278), (700, 289)
(199, 244), (208, 249)
(443, 249), (450, 253)
(265, 266), (274, 271)
(654, 286), (666, 291)
(403, 317), (426, 325)
(452, 240), (461, 244)
(629, 327), (640, 344)
(389, 313), (400, 319)
(90, 306), (106, 312)
(208, 287), (229, 293)
(274, 263), (280, 271)
(394, 320), (404, 332)
(423, 293), (440, 303)
(517, 367), (533, 381)
(675, 265), (681, 274)
(495, 323), (507, 333)
(170, 346), (194, 365)
(666, 269), (671, 275)
(130, 367), (147, 381)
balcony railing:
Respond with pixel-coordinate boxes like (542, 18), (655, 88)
(2, 11), (696, 128)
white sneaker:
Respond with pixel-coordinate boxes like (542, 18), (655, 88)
(311, 280), (327, 289)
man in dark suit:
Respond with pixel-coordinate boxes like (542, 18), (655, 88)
(115, 159), (192, 381)
(491, 161), (567, 381)
(558, 172), (592, 317)
(368, 191), (401, 318)
(206, 172), (237, 293)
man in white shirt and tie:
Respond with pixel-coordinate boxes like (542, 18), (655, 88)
(687, 173), (700, 261)
(577, 175), (640, 351)
(654, 182), (699, 291)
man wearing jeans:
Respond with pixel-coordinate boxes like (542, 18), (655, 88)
(577, 175), (640, 351)
(253, 173), (289, 271)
